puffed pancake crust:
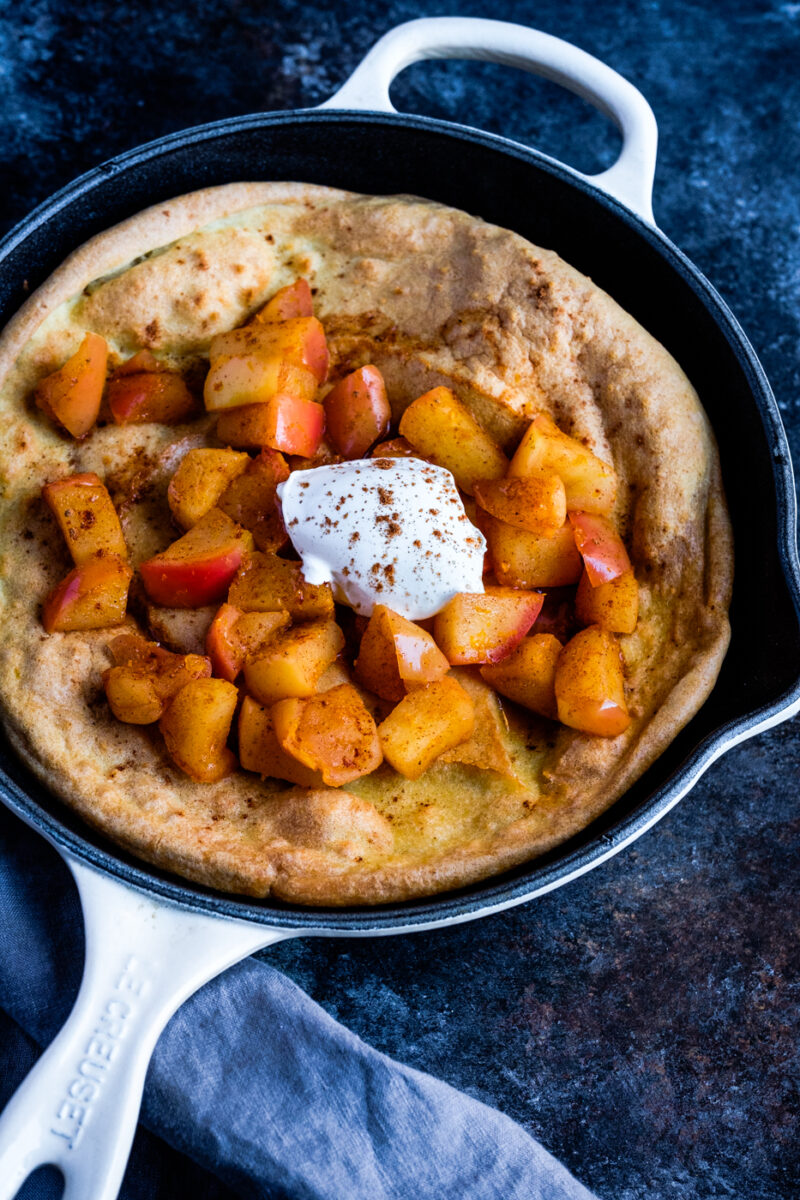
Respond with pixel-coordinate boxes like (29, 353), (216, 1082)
(0, 183), (732, 905)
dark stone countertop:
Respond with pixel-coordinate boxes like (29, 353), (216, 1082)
(1, 2), (798, 1197)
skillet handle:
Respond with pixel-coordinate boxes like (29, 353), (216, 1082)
(320, 16), (658, 225)
(0, 854), (293, 1200)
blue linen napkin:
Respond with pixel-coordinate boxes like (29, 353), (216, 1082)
(0, 805), (598, 1200)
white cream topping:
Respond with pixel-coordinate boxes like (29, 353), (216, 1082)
(278, 458), (486, 619)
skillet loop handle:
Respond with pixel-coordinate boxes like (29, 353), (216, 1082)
(320, 16), (658, 225)
(0, 857), (291, 1200)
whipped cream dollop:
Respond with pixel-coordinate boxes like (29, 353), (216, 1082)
(278, 458), (486, 619)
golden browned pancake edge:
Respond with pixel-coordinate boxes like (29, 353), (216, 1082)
(0, 182), (732, 905)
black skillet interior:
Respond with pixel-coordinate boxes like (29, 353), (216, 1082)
(1, 111), (799, 932)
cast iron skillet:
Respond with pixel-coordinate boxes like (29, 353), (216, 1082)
(1, 18), (798, 1199)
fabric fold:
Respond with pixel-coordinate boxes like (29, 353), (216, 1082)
(0, 808), (598, 1200)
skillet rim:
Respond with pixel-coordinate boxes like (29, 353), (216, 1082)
(1, 107), (799, 933)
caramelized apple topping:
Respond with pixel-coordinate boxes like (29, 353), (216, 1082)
(38, 278), (640, 788)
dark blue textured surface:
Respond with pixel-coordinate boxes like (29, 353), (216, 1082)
(0, 815), (597, 1200)
(1, 3), (798, 1198)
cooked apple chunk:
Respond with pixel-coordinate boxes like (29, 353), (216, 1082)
(262, 393), (326, 458)
(324, 365), (390, 459)
(217, 393), (325, 458)
(206, 603), (290, 681)
(228, 551), (334, 620)
(243, 619), (344, 705)
(103, 668), (163, 725)
(107, 368), (196, 425)
(216, 403), (275, 449)
(210, 317), (328, 383)
(398, 386), (508, 495)
(377, 676), (475, 779)
(238, 695), (324, 787)
(272, 684), (382, 787)
(103, 650), (211, 724)
(139, 509), (253, 608)
(554, 625), (631, 737)
(575, 568), (639, 634)
(473, 474), (566, 537)
(355, 604), (450, 702)
(35, 332), (108, 438)
(108, 632), (211, 678)
(569, 512), (632, 586)
(203, 354), (319, 412)
(43, 472), (127, 564)
(433, 588), (544, 665)
(160, 677), (238, 782)
(167, 449), (250, 529)
(487, 517), (582, 588)
(253, 278), (313, 323)
(42, 555), (132, 633)
(480, 633), (563, 719)
(509, 414), (616, 514)
(216, 448), (289, 552)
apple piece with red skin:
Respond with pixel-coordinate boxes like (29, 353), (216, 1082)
(139, 509), (254, 608)
(35, 332), (108, 439)
(355, 604), (450, 702)
(323, 365), (391, 458)
(433, 587), (544, 665)
(210, 318), (328, 384)
(205, 603), (290, 681)
(253, 278), (313, 323)
(107, 370), (197, 425)
(42, 555), (133, 633)
(216, 400), (326, 460)
(568, 512), (632, 586)
(204, 602), (248, 681)
(203, 354), (319, 412)
(42, 472), (128, 564)
(261, 393), (325, 457)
